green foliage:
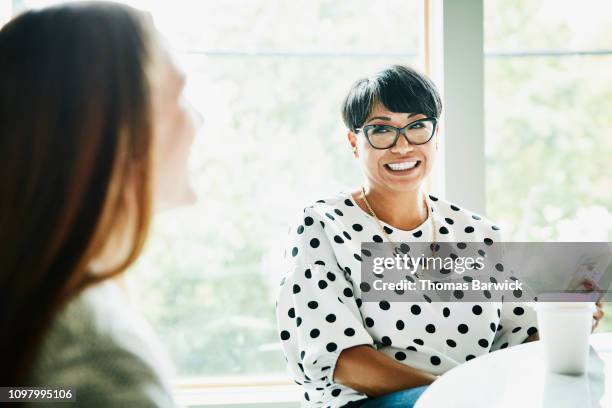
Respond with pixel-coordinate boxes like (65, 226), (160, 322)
(484, 0), (612, 329)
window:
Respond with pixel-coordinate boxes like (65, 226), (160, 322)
(141, 0), (424, 379)
(484, 0), (612, 329)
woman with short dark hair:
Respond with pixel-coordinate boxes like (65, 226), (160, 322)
(0, 2), (200, 405)
(276, 65), (540, 408)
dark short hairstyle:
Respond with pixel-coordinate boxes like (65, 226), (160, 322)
(341, 64), (442, 132)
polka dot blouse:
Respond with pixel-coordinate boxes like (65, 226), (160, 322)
(276, 191), (538, 408)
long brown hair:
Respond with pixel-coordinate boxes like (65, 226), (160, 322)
(0, 2), (156, 384)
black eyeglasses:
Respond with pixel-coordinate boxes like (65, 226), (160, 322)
(355, 117), (438, 149)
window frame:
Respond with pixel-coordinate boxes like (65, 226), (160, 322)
(428, 0), (486, 215)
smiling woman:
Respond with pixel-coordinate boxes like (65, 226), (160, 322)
(276, 65), (540, 408)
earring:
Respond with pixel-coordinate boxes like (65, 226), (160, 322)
(352, 147), (358, 155)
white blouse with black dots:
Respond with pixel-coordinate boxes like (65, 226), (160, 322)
(276, 191), (538, 408)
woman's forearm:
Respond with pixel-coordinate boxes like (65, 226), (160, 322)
(333, 345), (437, 397)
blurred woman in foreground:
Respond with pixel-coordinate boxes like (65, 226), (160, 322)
(0, 2), (200, 405)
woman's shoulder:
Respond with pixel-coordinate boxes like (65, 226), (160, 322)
(283, 192), (355, 267)
(29, 280), (176, 406)
(286, 191), (356, 234)
(299, 191), (356, 220)
(427, 193), (503, 237)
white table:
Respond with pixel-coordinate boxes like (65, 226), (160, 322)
(416, 333), (612, 408)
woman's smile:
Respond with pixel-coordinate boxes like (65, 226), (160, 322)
(383, 158), (423, 176)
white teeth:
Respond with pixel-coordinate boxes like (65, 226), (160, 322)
(387, 161), (418, 171)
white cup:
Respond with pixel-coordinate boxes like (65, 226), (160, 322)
(536, 301), (595, 375)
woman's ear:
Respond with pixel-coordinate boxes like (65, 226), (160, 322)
(347, 132), (358, 158)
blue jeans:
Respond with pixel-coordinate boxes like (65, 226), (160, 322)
(343, 386), (428, 408)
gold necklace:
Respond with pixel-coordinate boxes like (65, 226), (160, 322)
(360, 186), (438, 278)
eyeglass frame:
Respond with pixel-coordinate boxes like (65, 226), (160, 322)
(355, 117), (438, 149)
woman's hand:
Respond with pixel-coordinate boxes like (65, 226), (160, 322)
(583, 279), (605, 332)
(593, 298), (604, 332)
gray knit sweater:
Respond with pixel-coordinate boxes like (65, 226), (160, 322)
(28, 280), (177, 407)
